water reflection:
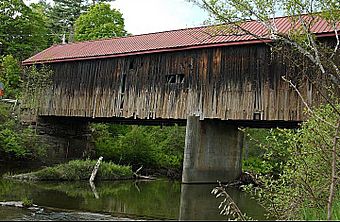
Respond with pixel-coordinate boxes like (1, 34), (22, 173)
(181, 183), (269, 220)
(0, 178), (267, 220)
(0, 179), (182, 220)
(179, 184), (226, 221)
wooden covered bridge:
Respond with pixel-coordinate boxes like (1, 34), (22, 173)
(22, 15), (336, 183)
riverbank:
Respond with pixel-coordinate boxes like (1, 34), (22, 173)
(3, 159), (133, 181)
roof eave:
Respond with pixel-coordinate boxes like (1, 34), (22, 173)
(22, 39), (272, 65)
(22, 31), (338, 66)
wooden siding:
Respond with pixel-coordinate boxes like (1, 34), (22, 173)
(37, 44), (322, 121)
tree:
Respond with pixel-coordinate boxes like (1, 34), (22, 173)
(48, 0), (88, 43)
(241, 104), (340, 220)
(0, 0), (49, 60)
(188, 0), (340, 220)
(74, 3), (127, 41)
(48, 0), (117, 43)
(29, 1), (56, 47)
(0, 55), (22, 99)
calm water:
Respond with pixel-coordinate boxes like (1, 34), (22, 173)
(0, 164), (269, 221)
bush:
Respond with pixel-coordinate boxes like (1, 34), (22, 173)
(243, 104), (340, 220)
(91, 124), (185, 170)
(116, 126), (156, 168)
(0, 103), (46, 161)
(242, 128), (293, 176)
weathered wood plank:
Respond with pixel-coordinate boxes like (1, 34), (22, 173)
(36, 44), (328, 122)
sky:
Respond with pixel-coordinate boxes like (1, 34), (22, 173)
(24, 0), (211, 35)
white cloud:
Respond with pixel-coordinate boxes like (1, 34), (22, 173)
(24, 0), (210, 35)
(111, 0), (209, 35)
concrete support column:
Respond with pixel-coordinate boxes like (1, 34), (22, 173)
(182, 116), (243, 184)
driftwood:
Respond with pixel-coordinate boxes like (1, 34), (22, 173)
(89, 181), (99, 199)
(1, 99), (18, 104)
(89, 156), (103, 199)
(133, 166), (156, 180)
(89, 156), (103, 183)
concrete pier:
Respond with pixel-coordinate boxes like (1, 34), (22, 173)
(182, 116), (243, 184)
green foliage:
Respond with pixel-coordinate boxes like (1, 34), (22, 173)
(242, 156), (272, 175)
(0, 128), (27, 158)
(301, 196), (340, 220)
(29, 1), (56, 47)
(115, 126), (156, 167)
(74, 3), (127, 41)
(242, 104), (340, 220)
(242, 128), (294, 176)
(91, 124), (185, 170)
(48, 0), (88, 43)
(0, 103), (46, 161)
(149, 125), (185, 168)
(0, 55), (22, 98)
(0, 0), (48, 60)
(242, 128), (295, 177)
(46, 0), (118, 43)
(32, 159), (133, 181)
(21, 197), (33, 207)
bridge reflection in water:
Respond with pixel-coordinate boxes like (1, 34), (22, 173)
(0, 173), (268, 221)
(179, 183), (268, 221)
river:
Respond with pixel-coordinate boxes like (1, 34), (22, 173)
(0, 163), (269, 221)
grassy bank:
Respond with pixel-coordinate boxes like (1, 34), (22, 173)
(6, 159), (133, 181)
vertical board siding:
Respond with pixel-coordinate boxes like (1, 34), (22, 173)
(38, 44), (322, 121)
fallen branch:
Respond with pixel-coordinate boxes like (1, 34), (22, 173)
(133, 166), (156, 180)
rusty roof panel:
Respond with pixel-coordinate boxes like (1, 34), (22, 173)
(23, 14), (339, 65)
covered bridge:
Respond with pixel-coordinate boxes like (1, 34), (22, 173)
(22, 15), (336, 125)
(22, 15), (338, 183)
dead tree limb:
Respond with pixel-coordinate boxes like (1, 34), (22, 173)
(133, 166), (156, 180)
(89, 156), (103, 183)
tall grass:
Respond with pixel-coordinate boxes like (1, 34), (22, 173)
(32, 159), (133, 181)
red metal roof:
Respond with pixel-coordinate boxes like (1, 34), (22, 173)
(22, 14), (339, 65)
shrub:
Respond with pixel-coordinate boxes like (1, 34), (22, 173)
(243, 104), (340, 220)
(0, 103), (46, 161)
(91, 123), (185, 170)
(242, 128), (293, 176)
